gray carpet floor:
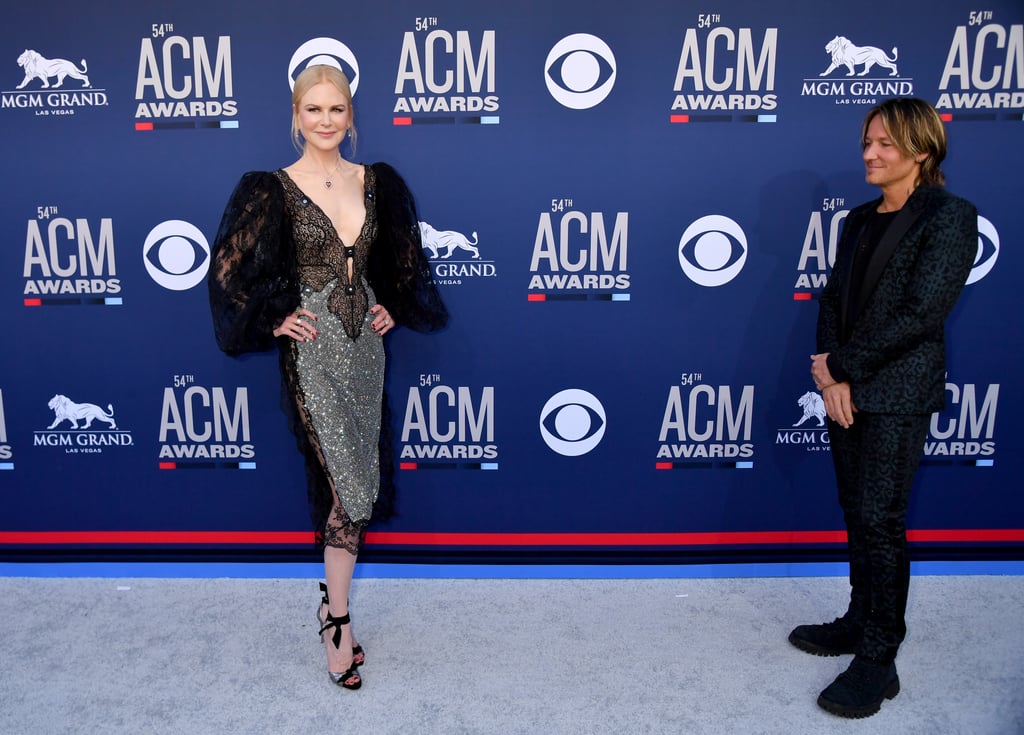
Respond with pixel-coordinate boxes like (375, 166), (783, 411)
(1, 573), (1022, 735)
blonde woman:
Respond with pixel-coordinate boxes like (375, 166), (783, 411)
(209, 64), (446, 689)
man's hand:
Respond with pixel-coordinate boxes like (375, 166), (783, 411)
(822, 382), (857, 428)
(810, 353), (836, 391)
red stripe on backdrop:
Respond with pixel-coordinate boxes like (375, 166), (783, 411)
(1, 529), (1023, 546)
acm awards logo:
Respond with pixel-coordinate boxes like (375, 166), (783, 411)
(22, 208), (121, 306)
(678, 215), (747, 287)
(669, 15), (778, 120)
(925, 380), (998, 462)
(393, 18), (498, 123)
(399, 375), (497, 466)
(0, 388), (13, 465)
(2, 47), (109, 115)
(656, 377), (755, 467)
(800, 34), (913, 104)
(419, 220), (496, 285)
(158, 378), (255, 466)
(936, 16), (1024, 114)
(33, 393), (134, 454)
(143, 220), (210, 291)
(528, 200), (630, 301)
(792, 206), (1001, 300)
(134, 23), (237, 130)
(793, 199), (848, 298)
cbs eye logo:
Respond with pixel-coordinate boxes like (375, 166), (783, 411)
(544, 34), (616, 110)
(966, 216), (998, 285)
(539, 388), (606, 456)
(678, 215), (747, 287)
(143, 220), (210, 291)
(288, 37), (360, 94)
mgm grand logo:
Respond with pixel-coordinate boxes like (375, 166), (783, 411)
(801, 35), (913, 101)
(33, 393), (133, 453)
(419, 220), (496, 285)
(775, 391), (830, 451)
(3, 48), (109, 113)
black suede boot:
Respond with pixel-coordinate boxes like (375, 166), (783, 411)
(788, 617), (862, 656)
(817, 656), (900, 718)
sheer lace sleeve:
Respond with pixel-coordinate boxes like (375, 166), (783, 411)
(368, 162), (449, 333)
(208, 171), (300, 355)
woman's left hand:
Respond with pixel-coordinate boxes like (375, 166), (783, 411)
(371, 304), (394, 335)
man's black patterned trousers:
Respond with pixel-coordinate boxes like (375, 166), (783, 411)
(828, 411), (932, 663)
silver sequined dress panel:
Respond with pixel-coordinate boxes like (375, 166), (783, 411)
(275, 167), (384, 524)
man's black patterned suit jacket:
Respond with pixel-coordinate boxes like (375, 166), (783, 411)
(817, 185), (978, 416)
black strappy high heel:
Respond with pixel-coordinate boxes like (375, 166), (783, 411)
(319, 611), (362, 690)
(317, 582), (365, 667)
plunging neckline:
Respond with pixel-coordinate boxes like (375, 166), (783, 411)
(280, 166), (369, 248)
(275, 166), (378, 339)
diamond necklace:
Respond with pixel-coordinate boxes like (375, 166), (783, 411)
(320, 159), (344, 189)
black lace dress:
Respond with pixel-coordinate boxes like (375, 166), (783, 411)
(208, 163), (447, 551)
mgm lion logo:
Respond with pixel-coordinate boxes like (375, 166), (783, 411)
(819, 36), (898, 77)
(419, 221), (481, 259)
(16, 49), (91, 89)
(46, 394), (116, 430)
(793, 391), (827, 428)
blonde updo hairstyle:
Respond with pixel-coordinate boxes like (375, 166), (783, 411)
(290, 64), (357, 155)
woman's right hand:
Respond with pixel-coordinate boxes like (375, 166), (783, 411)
(273, 308), (319, 342)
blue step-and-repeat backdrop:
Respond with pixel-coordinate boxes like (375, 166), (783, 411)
(2, 0), (1020, 563)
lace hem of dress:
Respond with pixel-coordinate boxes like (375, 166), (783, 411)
(323, 503), (368, 555)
